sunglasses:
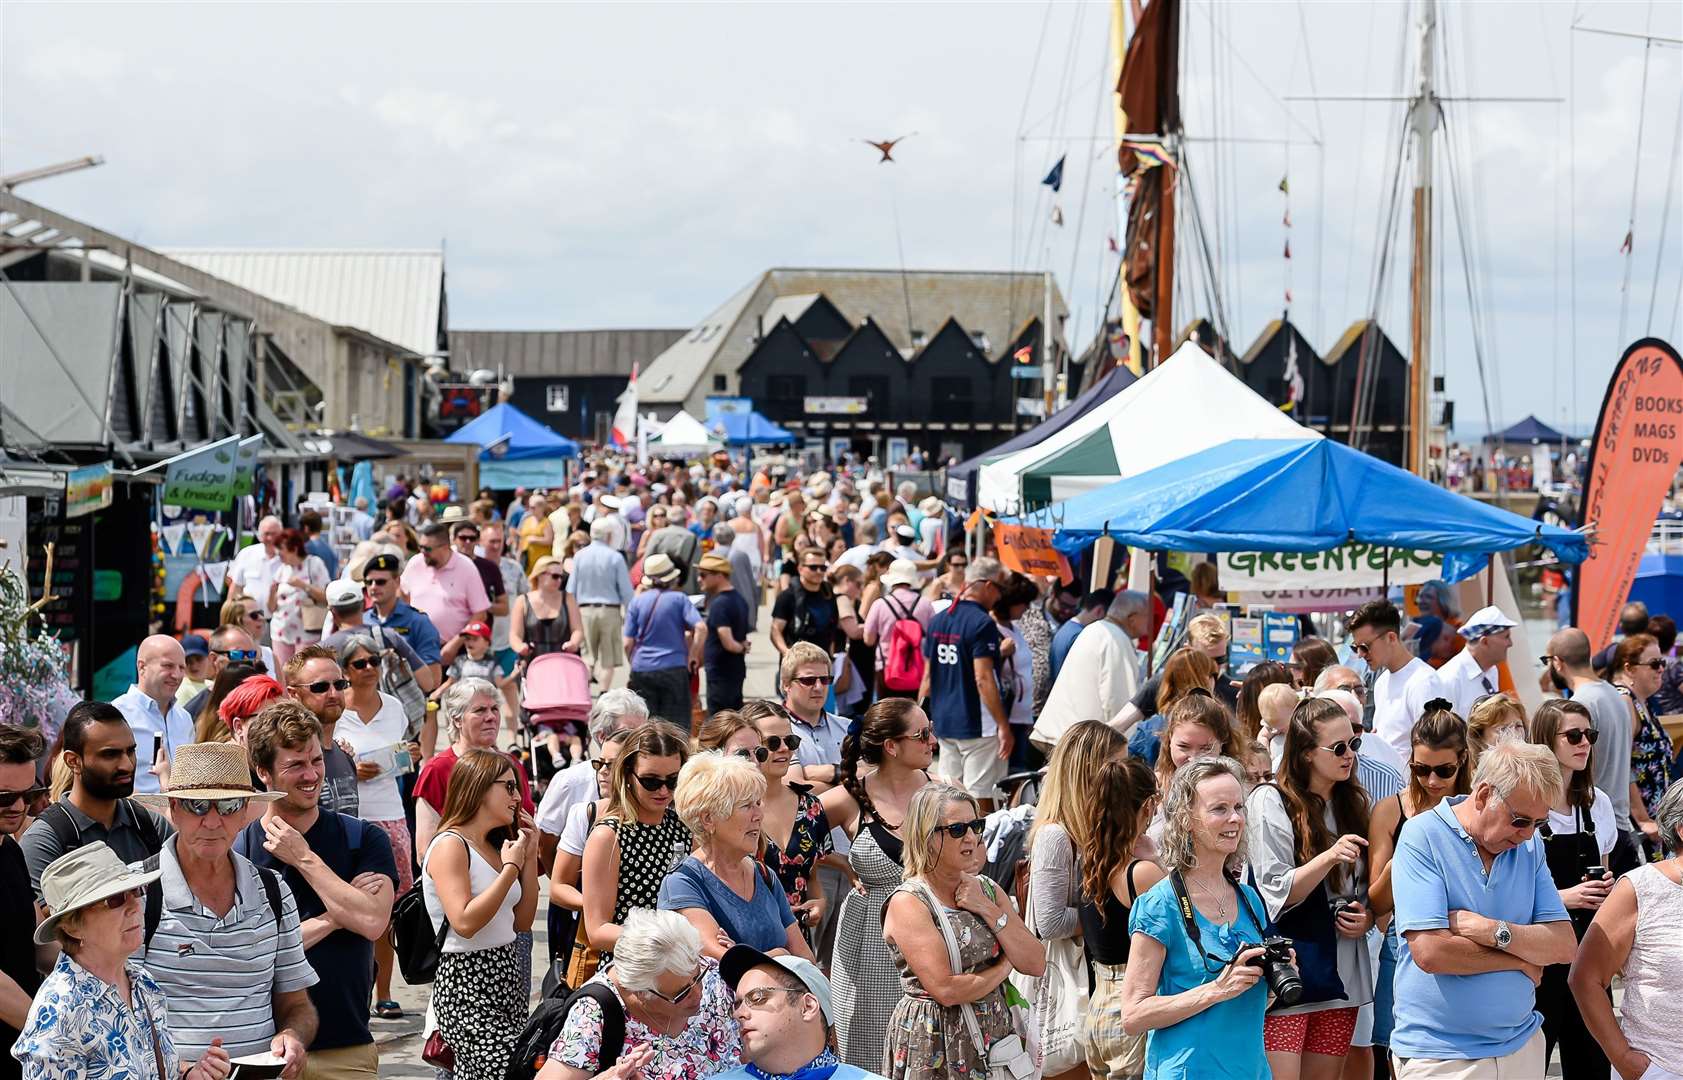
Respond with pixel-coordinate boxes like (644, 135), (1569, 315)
(243, 612), (270, 623)
(364, 578), (394, 588)
(494, 779), (520, 797)
(635, 773), (680, 792)
(1632, 659), (1667, 671)
(456, 534), (480, 544)
(790, 674), (834, 688)
(0, 785), (47, 807)
(800, 563), (827, 572)
(1560, 727), (1600, 746)
(1333, 682), (1367, 701)
(932, 818), (986, 840)
(1248, 769), (1276, 784)
(761, 733), (802, 752)
(1409, 760), (1461, 780)
(1496, 789), (1549, 831)
(178, 797), (251, 817)
(591, 758), (618, 772)
(215, 648), (260, 663)
(1350, 641), (1373, 658)
(732, 746), (771, 764)
(1537, 654), (1557, 666)
(291, 679), (351, 695)
(895, 726), (936, 743)
(645, 968), (704, 1005)
(101, 887), (145, 910)
(345, 657), (378, 671)
(1318, 736), (1363, 757)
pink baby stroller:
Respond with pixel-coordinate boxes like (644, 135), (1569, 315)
(519, 651), (592, 784)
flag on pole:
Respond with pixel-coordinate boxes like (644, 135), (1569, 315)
(1051, 205), (1064, 227)
(611, 363), (639, 448)
(1283, 327), (1305, 413)
(1619, 230), (1634, 254)
(1278, 176), (1289, 193)
(1042, 155), (1066, 192)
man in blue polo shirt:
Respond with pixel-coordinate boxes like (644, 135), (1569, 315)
(919, 556), (1011, 810)
(1390, 740), (1576, 1079)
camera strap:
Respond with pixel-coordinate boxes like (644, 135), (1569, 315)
(1168, 869), (1266, 952)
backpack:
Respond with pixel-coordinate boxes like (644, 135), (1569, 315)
(141, 851), (283, 950)
(881, 592), (927, 692)
(504, 981), (624, 1080)
(392, 829), (466, 985)
(370, 623), (427, 742)
(36, 798), (165, 859)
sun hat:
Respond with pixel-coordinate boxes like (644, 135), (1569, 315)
(1459, 605), (1517, 640)
(599, 494), (623, 511)
(34, 842), (163, 945)
(882, 558), (921, 590)
(720, 944), (834, 1024)
(438, 505), (468, 524)
(157, 742), (284, 804)
(696, 553), (734, 577)
(643, 552), (682, 585)
(918, 496), (947, 518)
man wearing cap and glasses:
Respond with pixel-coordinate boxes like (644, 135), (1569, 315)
(179, 625), (267, 721)
(0, 724), (45, 1073)
(359, 552), (443, 681)
(1437, 606), (1518, 718)
(139, 742), (319, 1079)
(715, 944), (889, 1080)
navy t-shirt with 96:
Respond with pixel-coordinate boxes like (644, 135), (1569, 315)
(922, 598), (1002, 739)
(235, 811), (398, 1051)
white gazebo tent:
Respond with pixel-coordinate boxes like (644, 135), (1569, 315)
(645, 410), (724, 457)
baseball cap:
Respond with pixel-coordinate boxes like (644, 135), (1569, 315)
(326, 579), (365, 609)
(365, 553), (403, 576)
(462, 621), (491, 640)
(1459, 605), (1517, 639)
(180, 634), (209, 657)
(720, 944), (833, 1023)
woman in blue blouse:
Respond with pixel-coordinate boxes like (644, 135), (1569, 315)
(1118, 757), (1281, 1080)
(13, 843), (230, 1080)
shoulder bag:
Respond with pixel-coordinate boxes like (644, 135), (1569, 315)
(911, 880), (1035, 1080)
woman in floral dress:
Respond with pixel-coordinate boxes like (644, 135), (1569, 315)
(739, 701), (834, 937)
(1612, 634), (1676, 848)
(881, 784), (1044, 1080)
(267, 528), (328, 669)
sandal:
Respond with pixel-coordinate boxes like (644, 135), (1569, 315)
(374, 1000), (404, 1020)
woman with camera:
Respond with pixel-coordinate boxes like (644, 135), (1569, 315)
(1243, 697), (1373, 1080)
(1118, 757), (1280, 1080)
(1530, 699), (1617, 1078)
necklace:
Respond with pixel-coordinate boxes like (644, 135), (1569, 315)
(1187, 872), (1230, 921)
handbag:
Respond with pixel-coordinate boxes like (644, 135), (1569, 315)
(298, 557), (328, 632)
(423, 1029), (455, 1070)
(913, 880), (1036, 1080)
(1017, 874), (1088, 1075)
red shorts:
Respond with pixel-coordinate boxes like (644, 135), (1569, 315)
(1263, 1006), (1360, 1057)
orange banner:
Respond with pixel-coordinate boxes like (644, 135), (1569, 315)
(995, 524), (1075, 585)
(1574, 338), (1683, 651)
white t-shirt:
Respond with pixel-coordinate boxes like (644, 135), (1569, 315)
(1358, 731), (1408, 777)
(559, 799), (598, 859)
(1371, 658), (1446, 761)
(336, 692), (408, 821)
(228, 544), (281, 614)
(536, 758), (598, 837)
(1546, 787), (1618, 857)
(1438, 648), (1498, 717)
(833, 543), (878, 571)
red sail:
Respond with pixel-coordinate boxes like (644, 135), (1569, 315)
(1573, 338), (1683, 650)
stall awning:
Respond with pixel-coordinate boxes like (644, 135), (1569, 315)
(1012, 437), (1589, 581)
(445, 402), (579, 460)
(705, 409), (795, 446)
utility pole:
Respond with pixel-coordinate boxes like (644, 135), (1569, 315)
(1042, 270), (1056, 421)
(1406, 2), (1439, 478)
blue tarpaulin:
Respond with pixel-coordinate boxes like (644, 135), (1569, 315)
(445, 403), (579, 460)
(704, 407), (795, 446)
(1011, 437), (1588, 582)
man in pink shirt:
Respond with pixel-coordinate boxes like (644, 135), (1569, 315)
(862, 559), (935, 700)
(401, 522), (491, 643)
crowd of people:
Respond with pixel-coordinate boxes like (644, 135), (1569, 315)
(2, 458), (1682, 1080)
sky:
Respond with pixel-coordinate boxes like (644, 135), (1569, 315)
(3, 0), (1680, 437)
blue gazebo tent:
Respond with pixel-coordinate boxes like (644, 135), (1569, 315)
(1012, 437), (1588, 582)
(445, 402), (578, 487)
(704, 405), (795, 446)
(1485, 415), (1573, 444)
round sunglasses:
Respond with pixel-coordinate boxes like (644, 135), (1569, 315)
(732, 746), (771, 764)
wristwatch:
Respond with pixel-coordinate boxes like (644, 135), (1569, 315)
(1493, 920), (1512, 951)
(993, 911), (1009, 932)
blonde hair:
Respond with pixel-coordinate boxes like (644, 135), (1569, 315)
(901, 783), (978, 881)
(1472, 739), (1563, 803)
(673, 751), (766, 837)
(1157, 756), (1251, 877)
(1257, 682), (1301, 725)
(1031, 720), (1126, 853)
(779, 641), (831, 685)
(1186, 611), (1229, 649)
(1467, 693), (1527, 768)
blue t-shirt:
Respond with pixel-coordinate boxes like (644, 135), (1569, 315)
(367, 600), (443, 666)
(921, 599), (1001, 739)
(1049, 618), (1084, 683)
(233, 812), (398, 1051)
(658, 855), (795, 953)
(704, 590), (751, 681)
(1389, 796), (1570, 1061)
(625, 589), (702, 671)
(1129, 877), (1270, 1080)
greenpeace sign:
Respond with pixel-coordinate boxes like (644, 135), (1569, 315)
(1218, 543), (1444, 592)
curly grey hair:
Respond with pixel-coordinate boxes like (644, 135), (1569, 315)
(1157, 756), (1251, 876)
(439, 677), (499, 740)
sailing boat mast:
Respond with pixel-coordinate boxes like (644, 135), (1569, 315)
(1406, 0), (1440, 477)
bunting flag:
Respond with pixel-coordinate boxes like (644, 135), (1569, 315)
(1107, 234), (1119, 253)
(1283, 324), (1305, 413)
(611, 363), (639, 449)
(1278, 176), (1289, 193)
(1013, 345), (1034, 364)
(1051, 205), (1064, 227)
(1042, 155), (1066, 192)
(1284, 240), (1292, 259)
(1282, 210), (1292, 227)
(1619, 230), (1634, 254)
(1120, 139), (1174, 172)
(1285, 288), (1293, 304)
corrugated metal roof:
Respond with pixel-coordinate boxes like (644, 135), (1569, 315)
(448, 328), (685, 378)
(161, 249), (445, 358)
(640, 268), (1067, 405)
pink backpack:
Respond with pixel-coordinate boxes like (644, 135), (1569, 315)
(881, 593), (926, 692)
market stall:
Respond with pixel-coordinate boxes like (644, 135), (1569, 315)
(444, 402), (577, 488)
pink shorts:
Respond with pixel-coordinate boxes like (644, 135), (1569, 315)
(1263, 1006), (1360, 1057)
(368, 817), (414, 895)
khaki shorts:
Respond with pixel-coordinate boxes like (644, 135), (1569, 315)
(934, 735), (1008, 800)
(1395, 1028), (1545, 1080)
(301, 1042), (378, 1080)
(581, 605), (626, 667)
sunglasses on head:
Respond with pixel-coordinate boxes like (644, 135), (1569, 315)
(932, 818), (986, 840)
(761, 733), (802, 752)
(292, 678), (351, 695)
(178, 797), (251, 817)
(1318, 736), (1363, 757)
(100, 887), (145, 910)
(790, 674), (834, 688)
(215, 648), (260, 663)
(0, 785), (47, 807)
(635, 773), (680, 792)
(732, 746), (771, 764)
(345, 657), (378, 671)
(1560, 727), (1600, 746)
(1409, 760), (1461, 780)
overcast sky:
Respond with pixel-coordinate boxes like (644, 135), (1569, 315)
(4, 0), (1679, 436)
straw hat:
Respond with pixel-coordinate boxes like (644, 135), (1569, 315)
(696, 553), (733, 577)
(438, 505), (468, 524)
(882, 558), (921, 590)
(34, 842), (163, 944)
(643, 552), (682, 585)
(158, 742), (284, 803)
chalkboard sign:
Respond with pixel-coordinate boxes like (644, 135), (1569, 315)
(26, 494), (95, 690)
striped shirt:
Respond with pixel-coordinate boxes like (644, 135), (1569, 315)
(141, 836), (318, 1061)
(1357, 753), (1405, 803)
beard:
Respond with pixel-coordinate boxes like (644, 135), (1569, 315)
(82, 769), (135, 800)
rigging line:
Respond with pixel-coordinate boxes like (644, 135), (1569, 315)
(1291, 0), (1327, 343)
(1066, 39), (1108, 353)
(1354, 112), (1412, 449)
(1617, 0), (1657, 347)
(1181, 159), (1237, 371)
(1569, 1), (1580, 425)
(1442, 109), (1499, 444)
(1339, 0), (1384, 334)
(1186, 0), (1323, 146)
(1644, 80), (1683, 333)
(1537, 0), (1563, 427)
(1008, 0), (1059, 348)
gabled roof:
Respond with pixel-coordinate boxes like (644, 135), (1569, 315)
(1323, 318), (1403, 365)
(161, 249), (445, 358)
(639, 268), (1067, 403)
(1240, 318), (1323, 367)
(912, 316), (990, 365)
(760, 294), (824, 331)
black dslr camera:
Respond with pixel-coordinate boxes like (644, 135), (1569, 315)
(1248, 936), (1304, 1006)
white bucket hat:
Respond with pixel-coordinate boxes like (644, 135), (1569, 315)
(34, 842), (162, 945)
(882, 558), (921, 590)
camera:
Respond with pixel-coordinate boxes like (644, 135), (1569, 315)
(1248, 936), (1304, 1006)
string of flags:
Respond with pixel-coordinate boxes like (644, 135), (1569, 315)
(1043, 154), (1066, 227)
(1280, 171), (1304, 413)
